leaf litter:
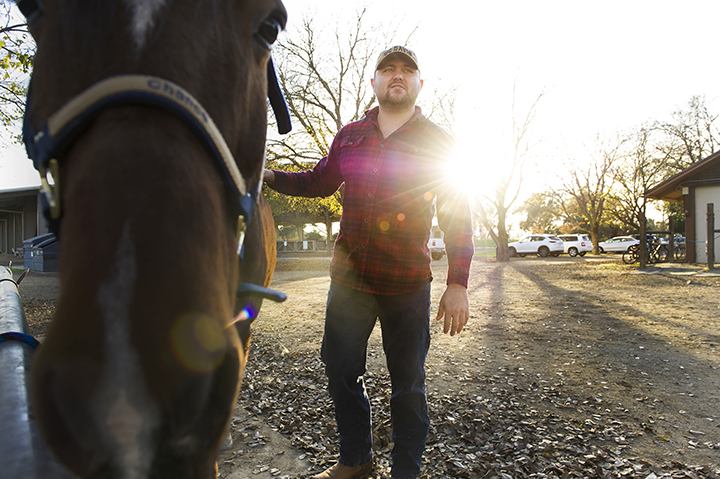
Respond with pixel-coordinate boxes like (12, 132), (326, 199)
(237, 333), (719, 479)
(229, 259), (720, 479)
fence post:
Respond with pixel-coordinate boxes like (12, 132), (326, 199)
(708, 203), (715, 270)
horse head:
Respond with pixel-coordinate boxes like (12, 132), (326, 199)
(20, 1), (287, 477)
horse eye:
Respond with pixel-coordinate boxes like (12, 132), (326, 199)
(256, 17), (282, 49)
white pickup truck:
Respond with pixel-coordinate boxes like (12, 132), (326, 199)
(427, 235), (446, 260)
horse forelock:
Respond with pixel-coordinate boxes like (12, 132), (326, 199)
(124, 0), (167, 51)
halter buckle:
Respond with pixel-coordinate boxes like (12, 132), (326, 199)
(236, 215), (247, 255)
(39, 158), (61, 220)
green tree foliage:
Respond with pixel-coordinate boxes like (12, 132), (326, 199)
(517, 192), (559, 233)
(0, 5), (33, 141)
(263, 164), (343, 222)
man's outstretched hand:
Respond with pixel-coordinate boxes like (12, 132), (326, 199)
(262, 169), (275, 184)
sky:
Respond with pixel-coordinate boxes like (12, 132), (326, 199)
(2, 0), (719, 206)
(285, 0), (720, 196)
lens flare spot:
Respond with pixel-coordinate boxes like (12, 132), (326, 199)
(397, 213), (406, 222)
(236, 302), (258, 323)
(171, 313), (228, 373)
(423, 192), (434, 201)
(379, 221), (390, 232)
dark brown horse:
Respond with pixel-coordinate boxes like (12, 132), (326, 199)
(18, 1), (288, 477)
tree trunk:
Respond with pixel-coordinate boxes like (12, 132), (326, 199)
(591, 223), (601, 255)
(324, 209), (333, 256)
(495, 206), (511, 262)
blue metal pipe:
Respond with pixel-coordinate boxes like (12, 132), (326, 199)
(0, 266), (75, 478)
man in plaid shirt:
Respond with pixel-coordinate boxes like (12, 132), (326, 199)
(264, 45), (474, 479)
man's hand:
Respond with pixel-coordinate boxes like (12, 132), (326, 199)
(263, 169), (275, 184)
(435, 283), (469, 336)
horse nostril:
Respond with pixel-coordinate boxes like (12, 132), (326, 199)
(33, 357), (163, 478)
(32, 362), (108, 476)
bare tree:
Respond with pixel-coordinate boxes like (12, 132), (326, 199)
(269, 8), (414, 165)
(611, 127), (672, 232)
(266, 7), (456, 249)
(553, 137), (621, 253)
(473, 85), (543, 262)
(266, 8), (403, 246)
(654, 95), (719, 171)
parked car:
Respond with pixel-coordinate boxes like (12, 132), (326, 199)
(632, 233), (661, 244)
(558, 234), (592, 257)
(508, 235), (564, 257)
(598, 236), (639, 253)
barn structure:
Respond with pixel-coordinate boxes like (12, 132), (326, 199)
(645, 150), (720, 264)
(0, 186), (48, 256)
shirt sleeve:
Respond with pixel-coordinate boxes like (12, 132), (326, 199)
(433, 134), (474, 288)
(268, 136), (345, 199)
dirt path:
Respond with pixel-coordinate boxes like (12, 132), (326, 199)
(232, 256), (720, 478)
(9, 253), (720, 478)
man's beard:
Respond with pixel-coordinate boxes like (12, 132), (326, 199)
(378, 85), (416, 111)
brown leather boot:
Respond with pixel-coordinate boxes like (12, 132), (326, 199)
(311, 460), (373, 479)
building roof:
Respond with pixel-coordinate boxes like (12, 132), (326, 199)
(0, 186), (40, 211)
(645, 150), (720, 202)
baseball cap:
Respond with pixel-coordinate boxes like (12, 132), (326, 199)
(375, 45), (419, 71)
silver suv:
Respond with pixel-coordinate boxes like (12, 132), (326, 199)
(558, 234), (592, 257)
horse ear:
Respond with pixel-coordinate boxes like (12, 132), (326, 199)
(16, 0), (43, 30)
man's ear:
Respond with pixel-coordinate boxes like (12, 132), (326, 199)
(371, 78), (375, 89)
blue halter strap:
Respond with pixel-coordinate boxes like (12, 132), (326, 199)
(22, 73), (289, 308)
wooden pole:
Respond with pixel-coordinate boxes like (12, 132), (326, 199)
(708, 203), (715, 270)
(639, 212), (647, 268)
(668, 216), (675, 263)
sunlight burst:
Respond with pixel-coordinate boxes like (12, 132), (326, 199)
(446, 144), (496, 196)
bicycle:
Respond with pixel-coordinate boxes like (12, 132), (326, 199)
(673, 243), (686, 261)
(622, 245), (640, 264)
(622, 240), (667, 264)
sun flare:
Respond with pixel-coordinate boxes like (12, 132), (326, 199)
(446, 144), (495, 196)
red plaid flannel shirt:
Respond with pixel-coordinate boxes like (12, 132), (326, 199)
(269, 106), (474, 295)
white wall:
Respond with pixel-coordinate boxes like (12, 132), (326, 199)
(694, 186), (720, 264)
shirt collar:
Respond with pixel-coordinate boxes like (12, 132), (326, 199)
(365, 105), (425, 129)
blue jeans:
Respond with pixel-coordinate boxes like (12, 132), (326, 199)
(321, 281), (431, 479)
